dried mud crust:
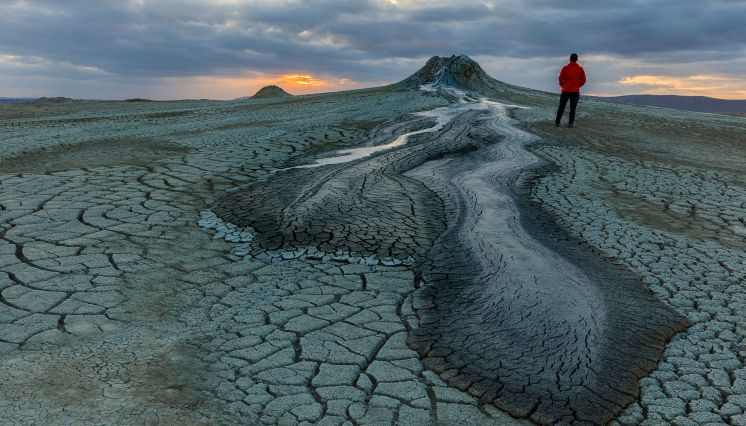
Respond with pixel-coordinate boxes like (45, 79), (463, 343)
(530, 145), (746, 426)
(2, 78), (743, 426)
(0, 138), (190, 174)
(183, 259), (525, 425)
(402, 109), (686, 425)
(529, 103), (746, 425)
(533, 104), (746, 174)
(6, 88), (525, 425)
(212, 99), (687, 424)
(210, 115), (452, 260)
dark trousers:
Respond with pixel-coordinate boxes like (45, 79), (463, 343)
(555, 92), (580, 125)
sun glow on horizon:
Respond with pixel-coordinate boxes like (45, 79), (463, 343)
(619, 74), (746, 99)
(140, 71), (381, 100)
(281, 74), (327, 86)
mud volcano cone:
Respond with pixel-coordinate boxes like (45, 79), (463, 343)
(396, 54), (498, 93)
(250, 85), (293, 99)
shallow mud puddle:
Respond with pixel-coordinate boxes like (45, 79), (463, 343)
(290, 95), (501, 169)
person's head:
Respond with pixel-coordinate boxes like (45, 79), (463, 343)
(570, 53), (578, 62)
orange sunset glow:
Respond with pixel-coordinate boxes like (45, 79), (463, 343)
(144, 72), (376, 100)
(246, 73), (375, 96)
(281, 74), (326, 86)
(2, 1), (745, 101)
(619, 74), (746, 100)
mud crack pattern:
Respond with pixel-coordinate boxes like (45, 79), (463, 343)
(532, 145), (746, 426)
(1, 90), (524, 424)
(211, 97), (687, 424)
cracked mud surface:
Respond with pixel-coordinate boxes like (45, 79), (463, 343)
(533, 103), (746, 425)
(1, 80), (744, 426)
(0, 138), (190, 174)
(1, 88), (522, 425)
(405, 104), (686, 424)
(210, 92), (686, 424)
(211, 113), (450, 260)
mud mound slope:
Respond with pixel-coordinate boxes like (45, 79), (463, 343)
(395, 54), (507, 93)
(249, 85), (293, 99)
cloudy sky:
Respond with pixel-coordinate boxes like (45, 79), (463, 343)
(2, 0), (745, 100)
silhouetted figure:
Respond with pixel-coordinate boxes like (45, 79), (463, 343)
(555, 53), (587, 128)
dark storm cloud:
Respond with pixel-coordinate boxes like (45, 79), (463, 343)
(1, 0), (745, 94)
(406, 4), (494, 22)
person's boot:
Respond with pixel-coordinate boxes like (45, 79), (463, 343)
(567, 123), (574, 129)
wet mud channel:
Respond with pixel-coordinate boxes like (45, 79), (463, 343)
(210, 92), (688, 424)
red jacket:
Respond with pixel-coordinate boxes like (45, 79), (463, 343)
(559, 62), (586, 93)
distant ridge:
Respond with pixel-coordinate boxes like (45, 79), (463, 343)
(0, 97), (37, 104)
(245, 85), (293, 100)
(599, 94), (746, 113)
(32, 97), (75, 103)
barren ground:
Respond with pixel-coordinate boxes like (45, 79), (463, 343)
(0, 86), (744, 425)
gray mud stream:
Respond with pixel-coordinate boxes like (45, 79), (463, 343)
(211, 94), (687, 424)
(406, 101), (687, 424)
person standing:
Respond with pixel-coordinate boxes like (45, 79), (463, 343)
(555, 53), (586, 128)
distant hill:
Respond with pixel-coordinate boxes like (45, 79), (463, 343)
(599, 94), (746, 113)
(237, 85), (293, 100)
(0, 97), (37, 104)
(32, 97), (75, 103)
